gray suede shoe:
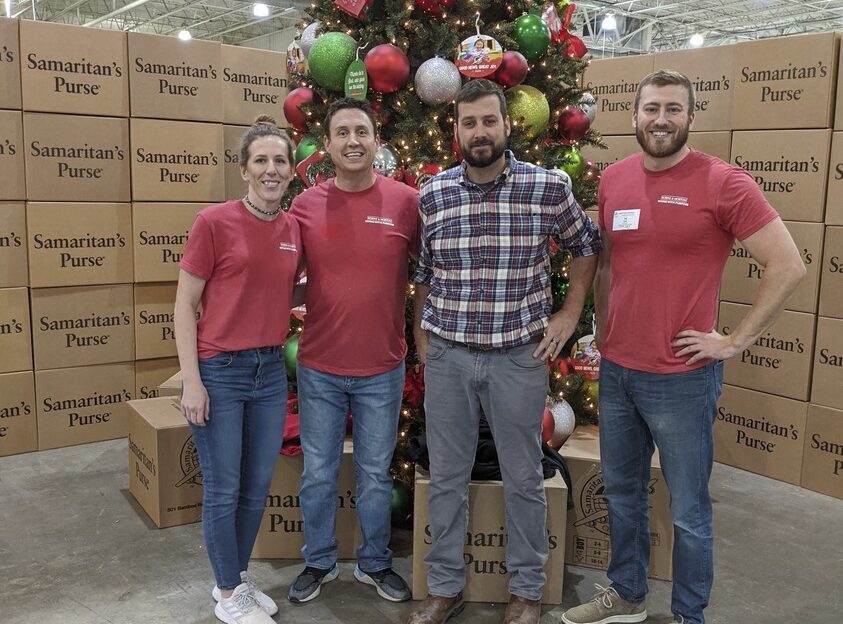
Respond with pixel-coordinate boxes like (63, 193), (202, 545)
(561, 584), (646, 624)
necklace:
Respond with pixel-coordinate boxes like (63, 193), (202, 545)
(243, 194), (281, 217)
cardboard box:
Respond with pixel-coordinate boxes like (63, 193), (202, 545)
(36, 362), (134, 450)
(128, 32), (222, 122)
(26, 202), (133, 287)
(252, 439), (361, 559)
(819, 227), (843, 318)
(222, 45), (289, 126)
(824, 133), (843, 225)
(0, 17), (22, 109)
(811, 316), (843, 410)
(578, 135), (639, 174)
(412, 469), (567, 604)
(0, 110), (26, 200)
(687, 131), (732, 163)
(30, 284), (134, 370)
(224, 125), (248, 199)
(134, 283), (178, 360)
(717, 302), (816, 401)
(582, 55), (655, 135)
(158, 369), (182, 398)
(720, 221), (823, 313)
(0, 202), (28, 287)
(135, 357), (180, 400)
(730, 130), (831, 222)
(732, 33), (839, 130)
(132, 202), (204, 283)
(130, 118), (224, 202)
(127, 397), (203, 528)
(0, 287), (32, 374)
(19, 20), (128, 117)
(801, 404), (843, 500)
(715, 384), (808, 485)
(559, 425), (673, 581)
(654, 46), (735, 132)
(23, 114), (131, 202)
(0, 371), (37, 457)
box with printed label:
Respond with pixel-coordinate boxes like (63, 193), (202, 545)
(130, 118), (224, 202)
(36, 362), (134, 450)
(30, 284), (134, 370)
(0, 110), (25, 200)
(819, 227), (843, 318)
(0, 18), (21, 109)
(0, 202), (28, 287)
(715, 384), (807, 485)
(730, 129), (830, 222)
(687, 131), (732, 163)
(0, 371), (37, 457)
(134, 283), (178, 360)
(127, 397), (203, 528)
(128, 32), (222, 122)
(0, 287), (32, 374)
(136, 357), (180, 400)
(224, 125), (248, 199)
(582, 55), (655, 135)
(823, 133), (843, 225)
(26, 202), (133, 287)
(810, 316), (843, 410)
(579, 135), (639, 175)
(801, 404), (843, 500)
(559, 425), (673, 581)
(717, 302), (816, 401)
(222, 45), (289, 126)
(132, 202), (204, 283)
(412, 468), (567, 603)
(19, 20), (128, 116)
(720, 221), (823, 313)
(23, 113), (130, 202)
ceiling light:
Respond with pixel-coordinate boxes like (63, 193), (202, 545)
(178, 29), (192, 41)
(4, 0), (10, 18)
(601, 14), (617, 31)
(253, 3), (269, 17)
(689, 33), (704, 47)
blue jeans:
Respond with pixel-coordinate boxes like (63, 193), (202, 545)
(296, 362), (405, 572)
(190, 346), (287, 590)
(599, 357), (724, 624)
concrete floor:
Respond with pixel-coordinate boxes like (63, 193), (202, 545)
(1, 439), (841, 624)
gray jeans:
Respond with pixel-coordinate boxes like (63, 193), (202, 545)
(423, 333), (549, 601)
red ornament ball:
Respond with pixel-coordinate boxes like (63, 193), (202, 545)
(491, 51), (529, 88)
(283, 87), (319, 133)
(371, 101), (393, 127)
(365, 44), (410, 94)
(416, 0), (455, 18)
(542, 408), (555, 443)
(557, 106), (591, 140)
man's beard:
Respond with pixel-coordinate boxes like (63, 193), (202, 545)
(635, 123), (690, 159)
(460, 137), (507, 168)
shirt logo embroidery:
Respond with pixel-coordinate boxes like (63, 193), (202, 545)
(364, 216), (395, 227)
(278, 242), (298, 252)
(657, 194), (689, 207)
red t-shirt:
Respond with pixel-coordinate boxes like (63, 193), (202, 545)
(598, 150), (778, 374)
(180, 199), (302, 359)
(290, 175), (420, 376)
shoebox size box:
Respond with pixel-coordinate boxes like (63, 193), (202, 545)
(128, 32), (222, 122)
(224, 125), (248, 200)
(0, 18), (21, 109)
(36, 362), (134, 450)
(559, 425), (673, 582)
(127, 396), (204, 528)
(134, 283), (178, 360)
(0, 110), (26, 200)
(412, 468), (567, 604)
(0, 202), (28, 287)
(730, 130), (831, 222)
(811, 317), (843, 410)
(579, 135), (639, 175)
(715, 385), (808, 485)
(801, 404), (843, 500)
(653, 46), (734, 132)
(687, 131), (732, 164)
(819, 227), (843, 318)
(717, 302), (816, 401)
(19, 20), (128, 117)
(720, 221), (823, 314)
(221, 45), (289, 126)
(23, 113), (130, 202)
(0, 371), (37, 457)
(30, 284), (134, 370)
(252, 439), (361, 559)
(158, 369), (182, 398)
(732, 32), (839, 130)
(132, 202), (204, 283)
(824, 133), (843, 225)
(582, 54), (655, 136)
(0, 287), (32, 374)
(136, 357), (180, 400)
(130, 118), (224, 202)
(26, 202), (133, 287)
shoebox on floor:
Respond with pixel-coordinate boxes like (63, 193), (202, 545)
(559, 425), (674, 581)
(157, 369), (182, 398)
(251, 438), (362, 559)
(411, 468), (568, 604)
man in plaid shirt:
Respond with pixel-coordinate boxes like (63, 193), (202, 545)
(407, 79), (601, 624)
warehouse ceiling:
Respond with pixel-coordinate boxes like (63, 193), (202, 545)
(4, 0), (843, 51)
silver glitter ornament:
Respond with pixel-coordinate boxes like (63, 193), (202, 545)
(300, 21), (322, 57)
(374, 143), (402, 179)
(578, 92), (597, 124)
(415, 57), (462, 105)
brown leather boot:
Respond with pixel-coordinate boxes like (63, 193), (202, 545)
(406, 592), (465, 624)
(502, 594), (541, 624)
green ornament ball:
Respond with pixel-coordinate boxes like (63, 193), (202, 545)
(391, 479), (412, 525)
(512, 14), (551, 63)
(505, 85), (550, 139)
(295, 135), (319, 163)
(308, 32), (358, 92)
(284, 333), (299, 379)
(560, 145), (586, 179)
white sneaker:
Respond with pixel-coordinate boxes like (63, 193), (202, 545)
(213, 572), (278, 616)
(214, 583), (275, 624)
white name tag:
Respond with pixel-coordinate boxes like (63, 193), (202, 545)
(612, 209), (640, 231)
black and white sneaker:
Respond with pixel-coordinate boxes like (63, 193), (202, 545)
(287, 563), (339, 603)
(353, 565), (411, 602)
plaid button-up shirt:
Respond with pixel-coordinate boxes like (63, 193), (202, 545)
(413, 151), (601, 349)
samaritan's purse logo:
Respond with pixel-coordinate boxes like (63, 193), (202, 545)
(574, 470), (658, 536)
(175, 437), (203, 488)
